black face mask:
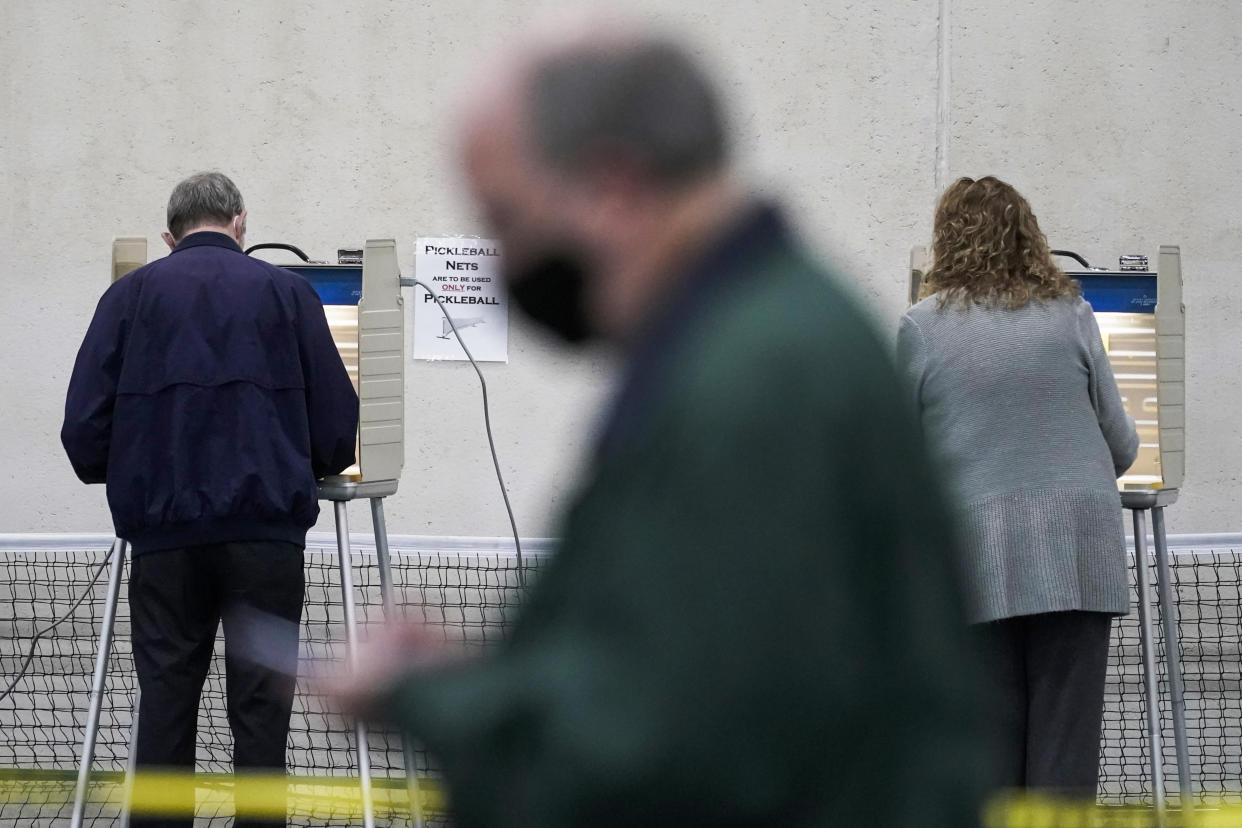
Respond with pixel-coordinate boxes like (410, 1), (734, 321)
(504, 250), (595, 343)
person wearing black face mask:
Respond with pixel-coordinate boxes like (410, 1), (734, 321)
(330, 20), (1000, 828)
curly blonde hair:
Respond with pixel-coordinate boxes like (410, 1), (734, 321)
(924, 176), (1079, 309)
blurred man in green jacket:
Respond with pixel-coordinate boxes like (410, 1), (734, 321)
(342, 22), (996, 828)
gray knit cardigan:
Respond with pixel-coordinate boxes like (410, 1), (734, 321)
(897, 294), (1140, 624)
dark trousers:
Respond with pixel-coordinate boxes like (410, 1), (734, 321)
(979, 610), (1114, 798)
(128, 541), (305, 828)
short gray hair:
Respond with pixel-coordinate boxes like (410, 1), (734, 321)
(527, 39), (728, 187)
(166, 172), (245, 240)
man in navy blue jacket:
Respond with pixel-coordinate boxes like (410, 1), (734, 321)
(62, 172), (358, 827)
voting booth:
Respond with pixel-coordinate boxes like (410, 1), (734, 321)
(1068, 248), (1185, 493)
(908, 245), (1185, 493)
(908, 244), (1192, 807)
(253, 241), (411, 828)
(110, 237), (406, 492)
(73, 238), (415, 828)
(281, 243), (405, 494)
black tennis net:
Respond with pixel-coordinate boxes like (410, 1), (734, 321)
(0, 537), (539, 826)
(0, 536), (1238, 825)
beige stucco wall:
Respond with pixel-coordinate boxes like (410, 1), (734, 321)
(1, 1), (1237, 537)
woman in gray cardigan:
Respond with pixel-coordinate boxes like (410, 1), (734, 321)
(897, 176), (1139, 797)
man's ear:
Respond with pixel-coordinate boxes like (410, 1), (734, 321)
(234, 210), (248, 243)
(161, 231), (177, 250)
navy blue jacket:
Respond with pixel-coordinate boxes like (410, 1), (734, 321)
(62, 231), (359, 554)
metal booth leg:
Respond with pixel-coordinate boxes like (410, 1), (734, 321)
(1132, 508), (1167, 818)
(1151, 506), (1194, 806)
(119, 686), (140, 828)
(71, 538), (128, 828)
(334, 500), (377, 828)
(371, 497), (427, 828)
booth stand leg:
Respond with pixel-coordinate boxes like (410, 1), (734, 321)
(71, 538), (128, 828)
(1151, 507), (1194, 807)
(333, 500), (377, 828)
(370, 498), (427, 828)
(1131, 508), (1167, 822)
(119, 686), (141, 828)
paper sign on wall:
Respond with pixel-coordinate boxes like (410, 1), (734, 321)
(413, 237), (508, 362)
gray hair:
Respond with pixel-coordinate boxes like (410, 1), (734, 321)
(527, 39), (728, 187)
(166, 172), (245, 240)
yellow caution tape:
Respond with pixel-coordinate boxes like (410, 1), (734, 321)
(0, 769), (444, 819)
(985, 793), (1242, 828)
(0, 770), (1238, 825)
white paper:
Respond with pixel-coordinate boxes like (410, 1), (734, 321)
(413, 236), (508, 362)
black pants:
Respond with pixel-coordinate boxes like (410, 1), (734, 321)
(979, 610), (1114, 798)
(129, 541), (304, 828)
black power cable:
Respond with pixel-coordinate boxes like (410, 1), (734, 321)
(0, 552), (114, 704)
(1050, 249), (1092, 269)
(242, 244), (525, 578)
(244, 242), (312, 261)
(412, 279), (525, 585)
